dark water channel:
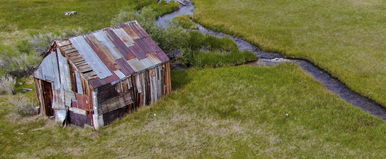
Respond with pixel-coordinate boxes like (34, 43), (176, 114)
(156, 0), (386, 120)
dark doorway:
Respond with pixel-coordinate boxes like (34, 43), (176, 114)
(42, 80), (54, 116)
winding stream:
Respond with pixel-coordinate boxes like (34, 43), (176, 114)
(156, 0), (386, 120)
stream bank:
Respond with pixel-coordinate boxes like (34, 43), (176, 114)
(156, 0), (386, 121)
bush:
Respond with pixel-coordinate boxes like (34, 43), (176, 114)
(184, 31), (238, 52)
(0, 76), (16, 95)
(174, 49), (194, 67)
(192, 51), (257, 68)
(110, 5), (253, 67)
(9, 94), (38, 116)
(0, 45), (41, 77)
(4, 54), (41, 77)
(203, 35), (238, 52)
(111, 2), (178, 27)
(145, 1), (179, 17)
(186, 31), (206, 50)
(111, 5), (189, 55)
(28, 29), (83, 55)
(155, 26), (190, 54)
(0, 29), (82, 77)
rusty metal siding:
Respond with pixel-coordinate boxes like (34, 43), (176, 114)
(34, 51), (61, 89)
(111, 28), (135, 48)
(69, 110), (89, 127)
(56, 21), (169, 89)
(85, 34), (118, 70)
(92, 31), (123, 60)
(114, 70), (126, 80)
(105, 29), (136, 60)
(103, 106), (128, 125)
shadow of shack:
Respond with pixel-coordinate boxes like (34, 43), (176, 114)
(33, 21), (172, 129)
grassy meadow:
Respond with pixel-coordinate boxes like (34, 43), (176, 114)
(192, 0), (386, 106)
(1, 65), (386, 158)
(1, 0), (386, 158)
(0, 0), (178, 46)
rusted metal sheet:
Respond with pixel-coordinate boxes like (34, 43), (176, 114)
(55, 21), (169, 88)
(127, 58), (147, 72)
(34, 51), (61, 89)
(74, 93), (90, 111)
(92, 31), (123, 60)
(69, 110), (89, 127)
(111, 28), (135, 48)
(105, 29), (136, 60)
(115, 58), (134, 76)
(114, 70), (126, 80)
(103, 106), (128, 125)
(100, 96), (126, 114)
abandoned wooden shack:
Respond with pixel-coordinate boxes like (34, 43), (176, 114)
(33, 21), (172, 129)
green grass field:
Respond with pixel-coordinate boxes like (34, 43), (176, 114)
(192, 0), (386, 106)
(1, 65), (386, 158)
(0, 0), (153, 31)
(1, 0), (386, 158)
(0, 0), (177, 45)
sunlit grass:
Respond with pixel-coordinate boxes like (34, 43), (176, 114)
(192, 0), (386, 106)
(1, 65), (386, 158)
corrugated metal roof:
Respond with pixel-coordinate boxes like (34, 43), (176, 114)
(55, 21), (169, 88)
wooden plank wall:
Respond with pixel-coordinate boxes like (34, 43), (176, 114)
(98, 62), (171, 125)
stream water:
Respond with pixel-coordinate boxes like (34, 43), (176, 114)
(156, 0), (386, 120)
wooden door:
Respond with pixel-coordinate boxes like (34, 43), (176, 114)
(42, 81), (54, 116)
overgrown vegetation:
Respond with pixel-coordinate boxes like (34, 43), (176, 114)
(0, 0), (162, 32)
(0, 1), (385, 158)
(193, 0), (386, 106)
(0, 0), (178, 92)
(0, 76), (16, 95)
(193, 50), (256, 67)
(0, 28), (83, 79)
(1, 65), (386, 158)
(9, 94), (38, 116)
(111, 7), (256, 68)
(173, 15), (199, 30)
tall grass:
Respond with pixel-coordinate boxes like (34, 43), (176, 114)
(173, 15), (199, 30)
(193, 51), (256, 67)
(0, 76), (16, 95)
(8, 94), (38, 116)
(192, 0), (386, 106)
(1, 65), (386, 158)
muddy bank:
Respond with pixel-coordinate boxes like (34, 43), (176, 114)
(156, 0), (386, 120)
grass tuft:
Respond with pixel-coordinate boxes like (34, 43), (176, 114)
(192, 50), (256, 67)
(173, 15), (199, 30)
